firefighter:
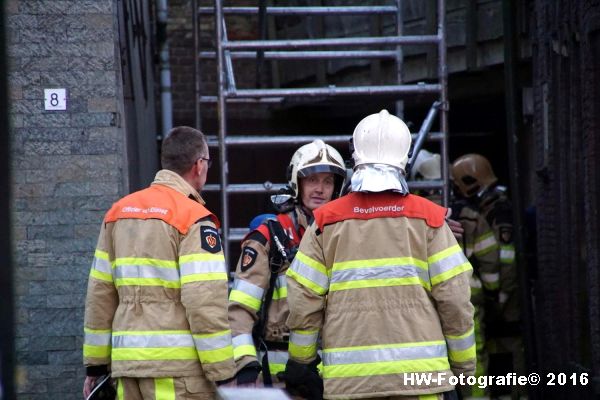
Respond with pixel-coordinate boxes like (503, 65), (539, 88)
(82, 127), (235, 400)
(413, 151), (500, 398)
(451, 154), (523, 397)
(228, 140), (347, 387)
(283, 110), (476, 400)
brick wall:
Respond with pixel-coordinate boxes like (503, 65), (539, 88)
(7, 0), (128, 398)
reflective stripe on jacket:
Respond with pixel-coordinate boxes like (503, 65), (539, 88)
(286, 192), (476, 399)
(83, 170), (235, 383)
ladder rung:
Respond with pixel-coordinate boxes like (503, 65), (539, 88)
(198, 6), (398, 16)
(207, 135), (351, 146)
(228, 84), (441, 98)
(199, 50), (399, 60)
(205, 133), (444, 147)
(223, 35), (440, 50)
(204, 180), (445, 195)
(199, 96), (284, 104)
(228, 228), (249, 242)
(203, 183), (287, 194)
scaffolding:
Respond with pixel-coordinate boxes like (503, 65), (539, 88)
(193, 1), (449, 260)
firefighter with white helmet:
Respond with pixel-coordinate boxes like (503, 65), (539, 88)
(284, 110), (476, 399)
(452, 153), (523, 398)
(228, 139), (346, 389)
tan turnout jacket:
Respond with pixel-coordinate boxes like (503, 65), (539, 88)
(83, 170), (235, 385)
(286, 192), (476, 399)
(228, 206), (311, 375)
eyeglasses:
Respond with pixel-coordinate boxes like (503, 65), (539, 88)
(198, 157), (212, 168)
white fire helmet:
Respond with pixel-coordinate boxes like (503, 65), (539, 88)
(410, 149), (441, 180)
(287, 139), (347, 200)
(352, 109), (412, 172)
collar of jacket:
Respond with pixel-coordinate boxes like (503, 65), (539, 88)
(151, 169), (205, 205)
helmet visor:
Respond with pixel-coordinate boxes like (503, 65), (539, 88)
(297, 164), (346, 179)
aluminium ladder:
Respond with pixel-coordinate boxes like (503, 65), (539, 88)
(193, 1), (450, 261)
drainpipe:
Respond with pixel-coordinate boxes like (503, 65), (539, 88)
(157, 0), (173, 137)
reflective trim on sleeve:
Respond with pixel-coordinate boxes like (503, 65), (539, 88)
(90, 268), (113, 282)
(258, 350), (289, 375)
(229, 279), (264, 311)
(479, 272), (500, 290)
(154, 378), (175, 400)
(330, 257), (430, 292)
(322, 341), (450, 379)
(84, 327), (111, 346)
(446, 327), (476, 363)
(272, 274), (288, 300)
(473, 232), (498, 256)
(233, 334), (257, 360)
(93, 250), (113, 274)
(500, 245), (515, 264)
(83, 327), (112, 358)
(286, 252), (329, 295)
(289, 329), (319, 360)
(428, 245), (471, 285)
(193, 330), (234, 364)
(179, 254), (228, 283)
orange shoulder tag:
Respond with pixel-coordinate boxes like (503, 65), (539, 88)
(104, 185), (218, 234)
(315, 192), (447, 230)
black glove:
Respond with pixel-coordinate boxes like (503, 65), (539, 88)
(280, 356), (323, 400)
(235, 361), (262, 385)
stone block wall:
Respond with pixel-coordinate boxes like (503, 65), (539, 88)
(6, 0), (128, 398)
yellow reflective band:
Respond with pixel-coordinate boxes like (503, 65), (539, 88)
(113, 330), (190, 336)
(428, 245), (462, 264)
(269, 363), (286, 375)
(114, 278), (181, 288)
(85, 327), (111, 334)
(114, 257), (177, 269)
(83, 344), (111, 358)
(229, 290), (261, 311)
(272, 286), (288, 300)
(430, 262), (471, 286)
(117, 378), (124, 400)
(234, 344), (257, 359)
(181, 272), (228, 284)
(95, 249), (110, 261)
(90, 268), (113, 282)
(155, 378), (175, 400)
(449, 345), (476, 363)
(323, 357), (450, 378)
(289, 342), (317, 360)
(330, 277), (430, 292)
(446, 327), (474, 341)
(419, 395), (439, 400)
(287, 268), (327, 295)
(112, 347), (197, 361)
(333, 257), (427, 271)
(179, 253), (225, 263)
(198, 345), (234, 364)
(295, 252), (328, 277)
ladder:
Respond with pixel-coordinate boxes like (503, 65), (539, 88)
(193, 0), (450, 260)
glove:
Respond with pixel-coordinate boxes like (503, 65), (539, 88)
(280, 356), (323, 400)
(236, 361), (262, 385)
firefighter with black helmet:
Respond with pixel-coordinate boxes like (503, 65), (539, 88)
(451, 153), (523, 397)
(228, 139), (347, 388)
(284, 110), (475, 399)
